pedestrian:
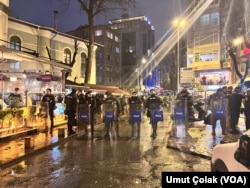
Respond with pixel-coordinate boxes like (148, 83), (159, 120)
(244, 88), (250, 131)
(41, 88), (56, 133)
(64, 88), (78, 135)
(82, 90), (95, 137)
(102, 91), (121, 138)
(227, 86), (233, 96)
(9, 87), (23, 108)
(228, 86), (245, 134)
(128, 91), (143, 139)
(145, 89), (163, 139)
(176, 88), (195, 122)
(208, 88), (227, 136)
(76, 89), (85, 104)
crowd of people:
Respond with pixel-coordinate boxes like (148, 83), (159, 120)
(62, 88), (164, 139)
(38, 85), (250, 138)
(175, 85), (250, 137)
(6, 84), (249, 139)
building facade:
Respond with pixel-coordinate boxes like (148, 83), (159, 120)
(0, 0), (98, 107)
(108, 14), (155, 90)
(186, 0), (250, 94)
(68, 25), (121, 87)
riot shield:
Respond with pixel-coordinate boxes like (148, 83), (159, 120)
(173, 99), (188, 138)
(78, 104), (91, 124)
(149, 103), (164, 124)
(211, 97), (228, 136)
(103, 103), (116, 123)
(129, 103), (142, 123)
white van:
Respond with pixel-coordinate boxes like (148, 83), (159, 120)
(211, 130), (250, 172)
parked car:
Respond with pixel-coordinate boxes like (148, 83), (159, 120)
(211, 130), (250, 172)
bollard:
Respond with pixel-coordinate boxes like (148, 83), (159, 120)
(24, 137), (34, 149)
(58, 128), (65, 137)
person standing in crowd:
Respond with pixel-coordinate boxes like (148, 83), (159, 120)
(128, 91), (143, 139)
(9, 87), (23, 108)
(103, 91), (121, 138)
(229, 86), (245, 134)
(244, 88), (250, 131)
(76, 89), (85, 104)
(82, 90), (95, 137)
(227, 86), (233, 96)
(145, 89), (163, 139)
(222, 86), (228, 96)
(41, 88), (56, 133)
(176, 88), (195, 122)
(64, 89), (78, 135)
(208, 88), (227, 136)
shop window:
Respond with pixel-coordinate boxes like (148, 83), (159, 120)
(64, 48), (71, 64)
(10, 36), (21, 51)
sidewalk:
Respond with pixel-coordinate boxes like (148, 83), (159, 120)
(0, 113), (246, 169)
(167, 115), (246, 159)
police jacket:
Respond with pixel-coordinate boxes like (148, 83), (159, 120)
(103, 95), (121, 113)
(77, 93), (85, 104)
(65, 92), (77, 116)
(128, 96), (142, 105)
(145, 94), (163, 110)
(41, 94), (55, 113)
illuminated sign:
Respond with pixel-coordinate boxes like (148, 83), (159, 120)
(37, 74), (53, 81)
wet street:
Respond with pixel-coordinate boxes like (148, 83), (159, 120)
(0, 113), (211, 188)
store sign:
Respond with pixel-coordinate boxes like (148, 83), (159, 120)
(38, 74), (53, 81)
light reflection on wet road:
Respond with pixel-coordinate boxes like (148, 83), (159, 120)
(0, 114), (210, 188)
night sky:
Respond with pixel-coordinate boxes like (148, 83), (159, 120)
(9, 0), (186, 42)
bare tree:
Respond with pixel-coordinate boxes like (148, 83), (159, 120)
(226, 40), (250, 84)
(57, 0), (137, 84)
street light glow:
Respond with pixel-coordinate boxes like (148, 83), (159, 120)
(233, 36), (244, 46)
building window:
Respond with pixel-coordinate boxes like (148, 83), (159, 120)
(194, 51), (219, 62)
(106, 77), (113, 83)
(97, 76), (102, 83)
(200, 14), (210, 27)
(115, 35), (119, 42)
(81, 53), (87, 77)
(10, 61), (20, 70)
(211, 12), (219, 26)
(95, 30), (103, 36)
(10, 36), (21, 51)
(115, 46), (120, 53)
(97, 64), (103, 71)
(106, 31), (113, 39)
(64, 48), (71, 64)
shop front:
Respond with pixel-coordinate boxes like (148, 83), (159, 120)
(0, 53), (71, 138)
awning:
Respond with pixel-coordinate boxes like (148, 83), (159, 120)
(88, 84), (130, 96)
(65, 80), (90, 89)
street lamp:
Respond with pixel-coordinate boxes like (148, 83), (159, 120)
(173, 18), (186, 92)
